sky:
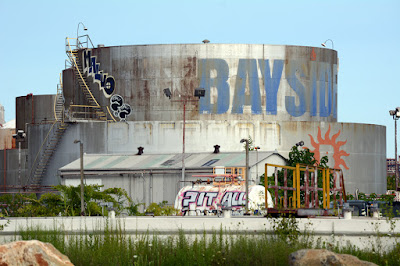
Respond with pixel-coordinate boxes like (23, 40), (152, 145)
(0, 0), (399, 156)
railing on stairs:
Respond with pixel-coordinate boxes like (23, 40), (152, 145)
(65, 37), (114, 122)
(54, 74), (65, 122)
(26, 78), (70, 189)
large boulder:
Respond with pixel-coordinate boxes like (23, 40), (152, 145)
(0, 240), (73, 266)
(289, 249), (377, 266)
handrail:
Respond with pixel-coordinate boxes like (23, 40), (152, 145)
(53, 90), (58, 121)
(54, 74), (63, 121)
(70, 104), (99, 108)
(65, 38), (100, 108)
(77, 34), (95, 49)
(106, 106), (117, 122)
(26, 121), (58, 185)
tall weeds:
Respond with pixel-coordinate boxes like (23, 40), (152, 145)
(18, 219), (400, 266)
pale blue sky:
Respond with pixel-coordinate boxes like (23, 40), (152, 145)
(1, 0), (399, 156)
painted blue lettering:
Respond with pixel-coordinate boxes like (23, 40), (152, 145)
(285, 61), (307, 117)
(82, 50), (91, 73)
(104, 77), (115, 96)
(310, 62), (318, 116)
(232, 59), (261, 114)
(89, 57), (99, 75)
(199, 59), (230, 114)
(259, 59), (284, 115)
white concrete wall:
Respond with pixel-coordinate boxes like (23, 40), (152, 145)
(0, 216), (398, 251)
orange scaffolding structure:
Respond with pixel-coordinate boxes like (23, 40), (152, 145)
(265, 163), (346, 216)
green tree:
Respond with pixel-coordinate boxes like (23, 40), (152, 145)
(243, 135), (255, 151)
(387, 175), (396, 190)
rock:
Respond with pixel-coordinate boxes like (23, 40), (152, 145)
(0, 240), (73, 266)
(289, 249), (377, 266)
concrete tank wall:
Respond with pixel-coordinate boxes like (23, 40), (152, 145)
(16, 94), (57, 129)
(64, 44), (338, 123)
(30, 120), (385, 194)
(0, 149), (28, 189)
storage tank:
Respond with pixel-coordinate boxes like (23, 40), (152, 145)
(64, 44), (338, 123)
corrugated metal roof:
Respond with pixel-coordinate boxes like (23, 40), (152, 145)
(60, 151), (285, 172)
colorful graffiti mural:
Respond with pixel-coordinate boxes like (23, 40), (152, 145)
(306, 126), (350, 169)
(174, 185), (273, 213)
(198, 59), (337, 118)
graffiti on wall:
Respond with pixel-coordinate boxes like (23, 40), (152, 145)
(82, 49), (131, 121)
(306, 126), (350, 169)
(82, 49), (115, 98)
(181, 190), (246, 209)
(198, 59), (337, 118)
(110, 95), (132, 121)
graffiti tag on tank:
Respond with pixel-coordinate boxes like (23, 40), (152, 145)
(82, 49), (115, 98)
(110, 94), (132, 121)
(82, 49), (131, 121)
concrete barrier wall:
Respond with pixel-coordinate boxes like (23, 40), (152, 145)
(0, 216), (398, 251)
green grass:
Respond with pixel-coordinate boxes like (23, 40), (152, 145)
(17, 222), (400, 266)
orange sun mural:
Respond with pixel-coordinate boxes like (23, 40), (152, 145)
(306, 126), (350, 170)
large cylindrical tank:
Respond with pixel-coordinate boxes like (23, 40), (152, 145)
(64, 44), (338, 123)
(174, 184), (273, 214)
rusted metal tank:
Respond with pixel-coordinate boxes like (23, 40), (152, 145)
(64, 44), (338, 123)
(174, 184), (273, 215)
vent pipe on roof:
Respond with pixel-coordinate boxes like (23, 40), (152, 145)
(213, 145), (220, 154)
(137, 147), (144, 155)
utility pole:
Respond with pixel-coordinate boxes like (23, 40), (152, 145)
(163, 88), (205, 188)
(74, 140), (85, 215)
(240, 139), (249, 213)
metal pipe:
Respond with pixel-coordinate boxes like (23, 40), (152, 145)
(240, 139), (249, 212)
(32, 94), (34, 124)
(182, 101), (186, 189)
(74, 139), (85, 216)
(76, 22), (87, 48)
(18, 142), (21, 192)
(79, 141), (84, 216)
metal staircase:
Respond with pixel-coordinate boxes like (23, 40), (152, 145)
(54, 77), (65, 121)
(29, 122), (69, 187)
(27, 80), (70, 188)
(65, 37), (110, 121)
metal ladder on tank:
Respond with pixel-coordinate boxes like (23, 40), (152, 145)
(65, 37), (114, 121)
(27, 80), (70, 188)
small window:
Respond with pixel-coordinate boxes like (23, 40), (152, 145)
(202, 159), (219, 167)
